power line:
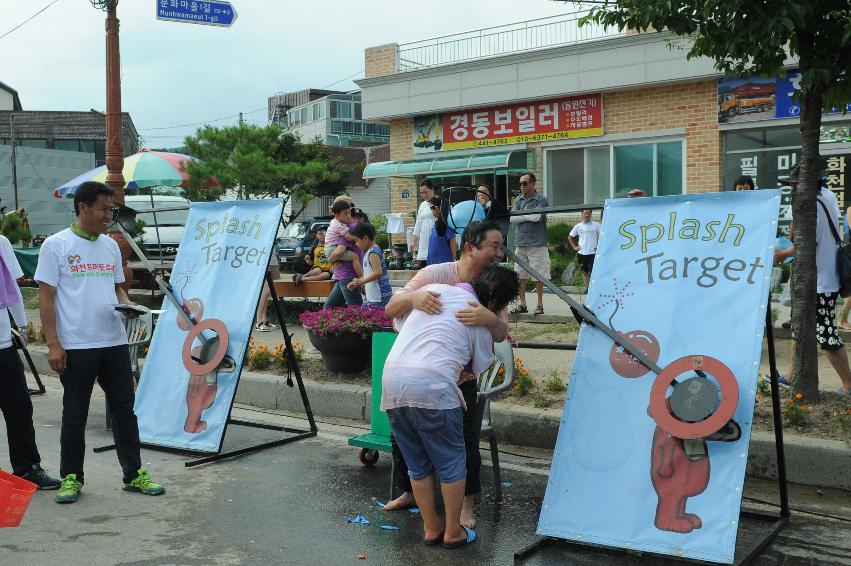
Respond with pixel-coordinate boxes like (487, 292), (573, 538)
(138, 106), (266, 131)
(325, 69), (364, 89)
(0, 0), (61, 41)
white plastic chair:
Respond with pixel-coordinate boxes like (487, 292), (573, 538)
(106, 311), (154, 430)
(475, 340), (514, 498)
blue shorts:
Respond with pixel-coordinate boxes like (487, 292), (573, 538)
(387, 406), (465, 484)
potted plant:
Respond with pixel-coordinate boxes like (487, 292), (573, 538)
(299, 306), (392, 373)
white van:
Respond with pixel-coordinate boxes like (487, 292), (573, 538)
(125, 195), (191, 263)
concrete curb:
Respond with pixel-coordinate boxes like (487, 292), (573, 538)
(24, 345), (850, 491)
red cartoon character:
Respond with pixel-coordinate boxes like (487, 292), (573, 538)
(602, 283), (741, 534)
(174, 273), (234, 434)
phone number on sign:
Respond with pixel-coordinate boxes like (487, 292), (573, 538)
(458, 130), (601, 147)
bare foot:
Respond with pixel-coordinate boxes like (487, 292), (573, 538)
(840, 322), (851, 330)
(382, 491), (415, 511)
(460, 495), (477, 529)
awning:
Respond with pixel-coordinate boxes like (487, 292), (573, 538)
(363, 149), (532, 179)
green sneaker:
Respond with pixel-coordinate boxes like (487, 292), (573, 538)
(123, 468), (165, 496)
(55, 474), (83, 504)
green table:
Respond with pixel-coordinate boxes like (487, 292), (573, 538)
(12, 247), (40, 278)
(348, 331), (396, 465)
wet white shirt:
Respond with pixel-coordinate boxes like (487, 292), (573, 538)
(381, 284), (494, 411)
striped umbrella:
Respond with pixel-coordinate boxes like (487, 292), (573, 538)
(53, 148), (216, 198)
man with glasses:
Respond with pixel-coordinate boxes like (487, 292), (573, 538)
(36, 181), (165, 504)
(510, 172), (551, 315)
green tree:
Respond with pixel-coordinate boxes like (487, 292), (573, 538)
(182, 124), (358, 224)
(578, 1), (851, 401)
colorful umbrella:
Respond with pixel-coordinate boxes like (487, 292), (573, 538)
(53, 148), (216, 198)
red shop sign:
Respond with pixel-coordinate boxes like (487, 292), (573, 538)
(441, 93), (603, 150)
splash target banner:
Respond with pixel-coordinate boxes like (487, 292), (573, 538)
(537, 190), (780, 564)
(135, 199), (283, 452)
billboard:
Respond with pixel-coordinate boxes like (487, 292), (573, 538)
(718, 70), (851, 124)
(537, 190), (780, 564)
(412, 93), (603, 154)
(135, 199), (282, 452)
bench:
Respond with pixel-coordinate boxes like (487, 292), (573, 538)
(272, 279), (335, 298)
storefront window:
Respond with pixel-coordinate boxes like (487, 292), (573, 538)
(722, 122), (851, 190)
(587, 146), (610, 204)
(657, 141), (683, 196)
(614, 143), (653, 198)
(547, 139), (683, 205)
(547, 147), (583, 206)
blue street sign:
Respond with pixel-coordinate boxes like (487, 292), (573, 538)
(156, 1), (237, 27)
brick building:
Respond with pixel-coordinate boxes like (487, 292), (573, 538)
(356, 13), (851, 230)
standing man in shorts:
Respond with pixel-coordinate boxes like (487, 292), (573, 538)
(568, 208), (601, 288)
(773, 165), (851, 394)
(510, 172), (550, 314)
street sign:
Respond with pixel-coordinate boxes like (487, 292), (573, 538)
(156, 1), (238, 27)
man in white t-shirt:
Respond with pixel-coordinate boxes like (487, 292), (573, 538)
(35, 181), (166, 504)
(773, 166), (851, 395)
(0, 235), (61, 490)
(568, 209), (601, 287)
(381, 265), (518, 549)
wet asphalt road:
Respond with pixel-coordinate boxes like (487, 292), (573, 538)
(1, 378), (850, 565)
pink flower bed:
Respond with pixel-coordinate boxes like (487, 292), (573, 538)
(299, 305), (393, 339)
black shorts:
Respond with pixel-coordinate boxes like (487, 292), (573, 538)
(817, 292), (844, 351)
(577, 253), (595, 274)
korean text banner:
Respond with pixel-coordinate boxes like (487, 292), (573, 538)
(420, 93), (603, 152)
(537, 190), (780, 564)
(135, 199), (282, 453)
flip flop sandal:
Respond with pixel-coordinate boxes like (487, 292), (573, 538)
(510, 305), (528, 314)
(442, 526), (477, 549)
(533, 306), (545, 315)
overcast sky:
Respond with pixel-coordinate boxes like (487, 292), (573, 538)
(0, 0), (580, 148)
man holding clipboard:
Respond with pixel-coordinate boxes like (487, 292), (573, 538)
(35, 181), (165, 504)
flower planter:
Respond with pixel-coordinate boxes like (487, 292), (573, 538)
(308, 330), (371, 373)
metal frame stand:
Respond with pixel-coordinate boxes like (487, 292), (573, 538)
(18, 338), (46, 395)
(7, 312), (45, 395)
(95, 211), (317, 467)
(507, 245), (789, 565)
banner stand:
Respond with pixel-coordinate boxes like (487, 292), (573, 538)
(502, 223), (790, 565)
(94, 208), (317, 467)
(175, 270), (318, 468)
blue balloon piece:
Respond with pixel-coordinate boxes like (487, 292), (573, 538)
(774, 236), (794, 264)
(447, 200), (486, 235)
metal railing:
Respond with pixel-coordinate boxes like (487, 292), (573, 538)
(329, 119), (390, 137)
(397, 11), (623, 72)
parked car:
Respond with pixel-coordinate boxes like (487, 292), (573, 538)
(276, 216), (332, 273)
(125, 195), (191, 264)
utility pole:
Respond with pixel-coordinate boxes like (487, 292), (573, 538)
(9, 114), (18, 210)
(239, 112), (244, 126)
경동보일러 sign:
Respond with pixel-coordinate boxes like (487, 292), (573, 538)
(135, 199), (282, 453)
(537, 190), (780, 564)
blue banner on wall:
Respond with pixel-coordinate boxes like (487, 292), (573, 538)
(537, 190), (780, 564)
(135, 199), (282, 453)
